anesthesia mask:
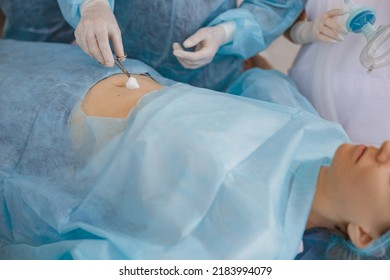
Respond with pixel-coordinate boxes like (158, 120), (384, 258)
(344, 0), (390, 71)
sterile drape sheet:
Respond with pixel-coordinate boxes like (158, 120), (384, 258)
(0, 40), (348, 260)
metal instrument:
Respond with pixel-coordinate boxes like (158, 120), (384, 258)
(114, 54), (131, 77)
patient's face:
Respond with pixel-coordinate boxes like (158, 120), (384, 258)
(327, 141), (390, 237)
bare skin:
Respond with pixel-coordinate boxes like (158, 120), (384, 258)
(82, 74), (163, 118)
(308, 140), (390, 249)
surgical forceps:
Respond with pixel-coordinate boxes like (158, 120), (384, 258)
(114, 54), (131, 78)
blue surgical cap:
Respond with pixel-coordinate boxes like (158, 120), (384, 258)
(326, 230), (390, 260)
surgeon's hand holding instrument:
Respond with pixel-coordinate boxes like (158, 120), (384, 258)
(75, 0), (125, 68)
(172, 22), (236, 69)
(344, 0), (390, 71)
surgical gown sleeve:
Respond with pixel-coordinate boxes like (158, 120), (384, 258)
(209, 0), (305, 58)
(57, 0), (115, 28)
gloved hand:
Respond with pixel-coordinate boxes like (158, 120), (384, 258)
(75, 0), (125, 67)
(173, 21), (236, 69)
(290, 9), (348, 45)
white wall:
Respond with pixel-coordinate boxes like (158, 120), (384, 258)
(259, 36), (301, 75)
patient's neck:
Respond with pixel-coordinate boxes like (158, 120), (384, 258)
(81, 74), (163, 118)
(306, 166), (343, 232)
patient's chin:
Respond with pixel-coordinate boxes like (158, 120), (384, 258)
(81, 74), (163, 118)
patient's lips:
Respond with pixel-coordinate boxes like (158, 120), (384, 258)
(126, 77), (140, 89)
(355, 145), (367, 163)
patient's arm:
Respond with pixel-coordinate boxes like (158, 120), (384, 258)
(82, 74), (163, 118)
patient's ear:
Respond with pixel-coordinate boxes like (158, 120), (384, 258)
(347, 223), (375, 249)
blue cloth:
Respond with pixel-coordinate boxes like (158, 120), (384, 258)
(0, 40), (350, 260)
(57, 0), (304, 91)
(325, 231), (390, 260)
(295, 228), (390, 260)
(0, 0), (74, 43)
(227, 68), (318, 115)
(295, 228), (333, 260)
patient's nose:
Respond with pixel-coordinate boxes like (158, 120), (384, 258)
(377, 140), (390, 163)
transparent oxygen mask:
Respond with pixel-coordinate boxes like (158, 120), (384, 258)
(344, 0), (390, 71)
